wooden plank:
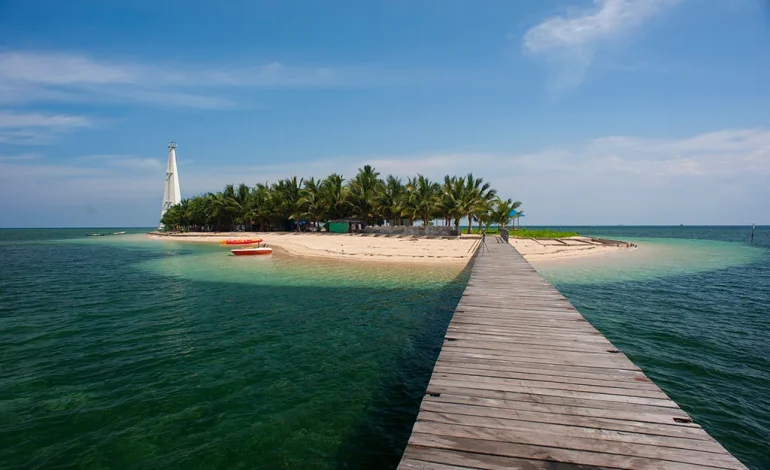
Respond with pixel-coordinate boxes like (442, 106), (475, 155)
(443, 339), (614, 355)
(432, 365), (661, 391)
(442, 339), (617, 355)
(398, 459), (470, 470)
(444, 326), (611, 342)
(437, 348), (640, 370)
(397, 241), (747, 470)
(416, 411), (727, 453)
(422, 396), (702, 430)
(432, 361), (651, 384)
(424, 386), (692, 417)
(408, 433), (714, 470)
(411, 422), (743, 468)
(443, 336), (614, 354)
(429, 378), (678, 408)
(436, 351), (640, 372)
(402, 447), (614, 470)
(431, 373), (669, 399)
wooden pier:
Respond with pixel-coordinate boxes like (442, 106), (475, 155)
(399, 238), (746, 469)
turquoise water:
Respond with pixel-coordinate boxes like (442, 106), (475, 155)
(536, 226), (770, 469)
(1, 227), (769, 468)
(0, 229), (469, 469)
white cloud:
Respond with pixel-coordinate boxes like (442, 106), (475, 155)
(0, 53), (345, 89)
(0, 110), (91, 144)
(523, 0), (679, 89)
(0, 110), (90, 128)
(74, 154), (164, 171)
(0, 52), (376, 109)
(0, 52), (136, 85)
(0, 153), (38, 161)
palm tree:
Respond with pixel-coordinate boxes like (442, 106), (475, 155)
(441, 175), (471, 234)
(219, 184), (246, 230)
(160, 203), (183, 230)
(207, 192), (230, 231)
(275, 176), (304, 231)
(403, 174), (440, 228)
(349, 165), (383, 227)
(491, 197), (522, 229)
(321, 173), (348, 220)
(233, 183), (251, 230)
(378, 175), (405, 226)
(175, 198), (191, 231)
(250, 183), (274, 231)
(300, 177), (328, 231)
(465, 173), (497, 234)
(155, 167), (512, 236)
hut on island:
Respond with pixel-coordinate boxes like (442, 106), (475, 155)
(327, 218), (365, 233)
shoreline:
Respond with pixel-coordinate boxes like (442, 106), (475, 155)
(510, 236), (635, 261)
(147, 231), (634, 264)
(147, 231), (477, 265)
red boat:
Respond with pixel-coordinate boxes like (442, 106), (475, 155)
(231, 247), (273, 256)
(220, 238), (263, 245)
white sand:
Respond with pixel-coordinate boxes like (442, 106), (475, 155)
(509, 236), (630, 260)
(148, 232), (632, 264)
(148, 232), (478, 264)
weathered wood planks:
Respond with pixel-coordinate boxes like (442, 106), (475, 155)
(398, 240), (747, 470)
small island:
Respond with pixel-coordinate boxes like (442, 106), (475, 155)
(152, 166), (632, 263)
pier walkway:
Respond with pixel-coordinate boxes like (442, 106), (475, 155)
(399, 239), (746, 469)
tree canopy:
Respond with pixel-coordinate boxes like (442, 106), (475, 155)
(160, 166), (522, 233)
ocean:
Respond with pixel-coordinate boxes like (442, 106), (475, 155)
(0, 226), (768, 469)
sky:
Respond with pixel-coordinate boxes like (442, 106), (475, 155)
(1, 0), (769, 227)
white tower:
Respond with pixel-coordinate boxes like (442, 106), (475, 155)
(158, 141), (182, 229)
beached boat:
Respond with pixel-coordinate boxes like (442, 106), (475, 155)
(87, 232), (125, 237)
(220, 239), (263, 245)
(231, 247), (273, 256)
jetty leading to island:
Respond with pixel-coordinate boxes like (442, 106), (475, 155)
(399, 237), (746, 469)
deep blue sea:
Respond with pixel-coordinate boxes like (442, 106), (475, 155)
(1, 226), (768, 469)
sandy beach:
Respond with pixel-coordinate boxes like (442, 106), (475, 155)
(148, 232), (478, 264)
(148, 232), (632, 264)
(510, 236), (633, 260)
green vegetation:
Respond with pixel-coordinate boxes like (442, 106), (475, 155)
(509, 228), (579, 239)
(461, 228), (501, 235)
(160, 166), (523, 233)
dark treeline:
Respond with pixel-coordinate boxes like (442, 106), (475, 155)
(160, 165), (522, 233)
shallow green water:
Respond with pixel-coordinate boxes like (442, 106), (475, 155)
(1, 227), (769, 469)
(0, 229), (468, 469)
(536, 226), (770, 469)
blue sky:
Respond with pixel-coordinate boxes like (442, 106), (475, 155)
(1, 0), (769, 227)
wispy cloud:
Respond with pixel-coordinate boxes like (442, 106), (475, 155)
(74, 154), (164, 171)
(0, 110), (91, 144)
(523, 0), (679, 90)
(0, 52), (375, 110)
(0, 53), (135, 85)
(0, 153), (38, 162)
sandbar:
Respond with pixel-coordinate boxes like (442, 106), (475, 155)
(509, 236), (633, 261)
(148, 232), (633, 264)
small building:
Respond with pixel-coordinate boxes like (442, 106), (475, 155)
(328, 218), (365, 233)
(509, 210), (525, 230)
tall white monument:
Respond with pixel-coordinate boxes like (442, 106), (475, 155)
(158, 141), (182, 229)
